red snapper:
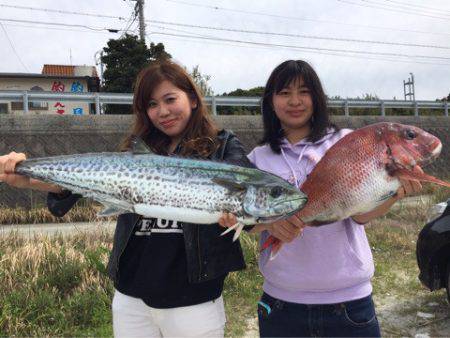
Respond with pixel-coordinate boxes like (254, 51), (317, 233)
(262, 122), (450, 256)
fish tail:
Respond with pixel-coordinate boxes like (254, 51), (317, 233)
(394, 168), (450, 188)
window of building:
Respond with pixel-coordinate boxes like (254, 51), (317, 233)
(29, 86), (48, 110)
(0, 103), (8, 114)
(10, 86), (49, 111)
(11, 102), (23, 110)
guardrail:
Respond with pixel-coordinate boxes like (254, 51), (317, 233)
(0, 90), (448, 116)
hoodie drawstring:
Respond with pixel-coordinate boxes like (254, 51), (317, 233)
(280, 145), (308, 188)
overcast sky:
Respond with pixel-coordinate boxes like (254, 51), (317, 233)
(1, 0), (450, 100)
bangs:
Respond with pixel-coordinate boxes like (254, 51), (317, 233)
(273, 62), (312, 93)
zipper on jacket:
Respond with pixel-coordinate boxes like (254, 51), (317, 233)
(197, 225), (203, 280)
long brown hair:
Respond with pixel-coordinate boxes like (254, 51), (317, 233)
(122, 61), (219, 158)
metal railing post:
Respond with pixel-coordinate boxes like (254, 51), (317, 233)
(380, 100), (385, 116)
(23, 91), (29, 113)
(414, 101), (419, 116)
(344, 100), (349, 116)
(212, 96), (217, 115)
(95, 93), (101, 115)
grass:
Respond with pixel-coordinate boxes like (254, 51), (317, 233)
(0, 185), (449, 336)
(0, 231), (114, 336)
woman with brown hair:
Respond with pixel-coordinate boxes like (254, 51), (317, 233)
(0, 61), (252, 337)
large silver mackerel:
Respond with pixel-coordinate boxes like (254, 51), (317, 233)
(15, 152), (306, 227)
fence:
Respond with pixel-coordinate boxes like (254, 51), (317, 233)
(0, 90), (448, 116)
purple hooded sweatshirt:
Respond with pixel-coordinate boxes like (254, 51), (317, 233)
(247, 129), (375, 304)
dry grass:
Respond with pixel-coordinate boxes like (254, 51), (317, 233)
(0, 201), (112, 225)
(0, 231), (113, 336)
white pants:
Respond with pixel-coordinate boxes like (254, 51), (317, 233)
(112, 290), (226, 338)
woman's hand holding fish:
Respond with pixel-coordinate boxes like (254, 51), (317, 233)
(218, 212), (238, 228)
(0, 152), (62, 193)
(0, 152), (31, 189)
(351, 165), (424, 224)
(218, 213), (306, 243)
(268, 215), (306, 243)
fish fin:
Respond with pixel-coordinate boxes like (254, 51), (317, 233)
(261, 236), (284, 260)
(97, 205), (128, 217)
(393, 168), (450, 188)
(377, 191), (397, 202)
(130, 136), (154, 154)
(220, 222), (244, 241)
(269, 241), (283, 260)
(212, 178), (246, 192)
(232, 223), (245, 241)
(260, 235), (279, 252)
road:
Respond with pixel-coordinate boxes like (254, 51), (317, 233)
(0, 220), (115, 237)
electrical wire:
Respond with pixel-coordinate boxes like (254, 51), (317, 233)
(149, 30), (450, 63)
(149, 19), (450, 50)
(149, 30), (450, 66)
(0, 17), (121, 32)
(375, 0), (450, 14)
(0, 3), (126, 20)
(164, 0), (450, 36)
(0, 22), (29, 71)
(2, 22), (120, 35)
(337, 0), (450, 20)
(359, 0), (450, 15)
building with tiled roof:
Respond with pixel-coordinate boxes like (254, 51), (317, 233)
(0, 65), (100, 115)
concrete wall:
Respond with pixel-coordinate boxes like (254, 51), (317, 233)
(0, 115), (448, 208)
(0, 77), (90, 115)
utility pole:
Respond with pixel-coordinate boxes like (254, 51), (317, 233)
(403, 73), (415, 101)
(132, 0), (146, 43)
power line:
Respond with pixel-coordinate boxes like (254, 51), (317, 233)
(0, 3), (126, 20)
(0, 17), (122, 32)
(2, 22), (118, 35)
(1, 16), (448, 63)
(362, 0), (450, 15)
(359, 0), (450, 17)
(149, 30), (450, 63)
(149, 19), (450, 50)
(0, 22), (29, 71)
(2, 1), (450, 38)
(337, 0), (450, 20)
(119, 10), (138, 39)
(149, 30), (450, 66)
(164, 0), (450, 36)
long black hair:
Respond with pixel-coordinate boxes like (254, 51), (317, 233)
(260, 60), (337, 153)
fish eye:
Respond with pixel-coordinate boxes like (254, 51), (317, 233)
(405, 129), (416, 140)
(269, 186), (283, 198)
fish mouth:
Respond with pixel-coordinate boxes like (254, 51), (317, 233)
(257, 208), (300, 223)
(431, 142), (442, 157)
(271, 196), (307, 208)
(419, 140), (442, 167)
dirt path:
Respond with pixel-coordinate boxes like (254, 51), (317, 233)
(0, 221), (115, 237)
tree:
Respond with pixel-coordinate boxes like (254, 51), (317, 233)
(190, 65), (213, 97)
(101, 34), (171, 114)
(218, 86), (265, 115)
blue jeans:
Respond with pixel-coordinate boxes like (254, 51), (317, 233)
(258, 292), (381, 337)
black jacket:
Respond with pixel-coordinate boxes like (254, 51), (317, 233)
(47, 130), (253, 284)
